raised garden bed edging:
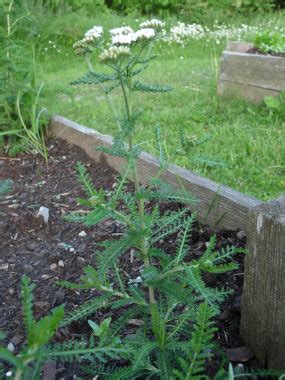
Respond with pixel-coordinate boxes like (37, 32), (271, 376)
(49, 115), (261, 232)
(218, 41), (285, 103)
(49, 115), (285, 370)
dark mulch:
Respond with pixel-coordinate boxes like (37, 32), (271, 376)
(247, 47), (285, 57)
(0, 140), (261, 378)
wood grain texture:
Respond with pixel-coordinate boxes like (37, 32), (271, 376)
(49, 115), (261, 231)
(218, 42), (285, 102)
(218, 80), (280, 103)
(241, 196), (285, 369)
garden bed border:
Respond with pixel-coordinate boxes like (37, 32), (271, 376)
(49, 115), (285, 370)
(218, 41), (285, 102)
(49, 115), (261, 232)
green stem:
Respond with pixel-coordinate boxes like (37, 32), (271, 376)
(86, 56), (121, 131)
(118, 69), (156, 306)
(14, 369), (22, 380)
(114, 261), (126, 296)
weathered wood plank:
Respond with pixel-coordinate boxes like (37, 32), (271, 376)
(218, 42), (285, 102)
(219, 51), (285, 91)
(49, 115), (261, 231)
(218, 79), (280, 103)
(241, 196), (285, 369)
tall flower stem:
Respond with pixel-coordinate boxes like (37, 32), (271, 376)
(118, 70), (156, 306)
(86, 56), (121, 132)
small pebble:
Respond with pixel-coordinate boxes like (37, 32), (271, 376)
(7, 343), (14, 352)
(6, 371), (12, 378)
(50, 263), (57, 271)
(69, 247), (75, 253)
(237, 230), (246, 240)
(23, 264), (33, 273)
(78, 231), (87, 237)
(26, 241), (38, 251)
(36, 206), (49, 224)
(58, 260), (64, 267)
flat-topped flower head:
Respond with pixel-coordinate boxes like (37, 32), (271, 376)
(139, 19), (165, 30)
(112, 33), (137, 45)
(135, 28), (155, 41)
(83, 25), (103, 43)
(73, 39), (93, 56)
(99, 45), (131, 63)
(110, 26), (133, 36)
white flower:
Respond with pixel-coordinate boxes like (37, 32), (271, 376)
(99, 45), (131, 63)
(112, 33), (136, 45)
(134, 28), (155, 41)
(111, 28), (155, 45)
(140, 19), (165, 29)
(83, 25), (103, 43)
(110, 26), (133, 36)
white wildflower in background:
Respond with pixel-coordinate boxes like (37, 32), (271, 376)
(99, 45), (131, 63)
(160, 20), (285, 47)
(139, 19), (165, 30)
(110, 26), (133, 36)
(83, 25), (103, 43)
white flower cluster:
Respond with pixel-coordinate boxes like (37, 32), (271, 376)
(111, 27), (155, 45)
(162, 21), (285, 46)
(110, 26), (134, 36)
(139, 19), (165, 29)
(99, 45), (131, 63)
(83, 25), (103, 43)
(166, 22), (205, 45)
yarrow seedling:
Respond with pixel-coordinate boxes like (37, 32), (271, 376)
(58, 20), (246, 378)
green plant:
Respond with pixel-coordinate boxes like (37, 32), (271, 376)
(58, 21), (244, 378)
(105, 0), (274, 20)
(0, 276), (125, 380)
(0, 179), (13, 197)
(31, 0), (106, 14)
(0, 0), (48, 160)
(254, 30), (285, 54)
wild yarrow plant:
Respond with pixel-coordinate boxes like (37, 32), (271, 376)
(56, 20), (246, 378)
(0, 276), (125, 380)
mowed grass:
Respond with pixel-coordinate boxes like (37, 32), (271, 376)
(39, 15), (285, 200)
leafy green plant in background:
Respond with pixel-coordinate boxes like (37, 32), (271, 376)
(0, 276), (125, 380)
(0, 0), (48, 160)
(32, 0), (105, 14)
(104, 0), (275, 21)
(57, 21), (246, 378)
(254, 30), (285, 54)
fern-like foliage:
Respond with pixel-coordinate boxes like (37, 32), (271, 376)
(131, 81), (173, 93)
(60, 295), (111, 327)
(173, 302), (217, 380)
(70, 71), (117, 86)
(0, 276), (125, 379)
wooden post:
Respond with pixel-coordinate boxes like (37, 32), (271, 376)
(241, 196), (285, 369)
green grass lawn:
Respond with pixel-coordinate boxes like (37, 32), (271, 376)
(39, 14), (285, 201)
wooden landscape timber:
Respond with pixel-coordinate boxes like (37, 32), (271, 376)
(218, 41), (285, 103)
(241, 196), (285, 369)
(49, 115), (261, 232)
(49, 115), (285, 370)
